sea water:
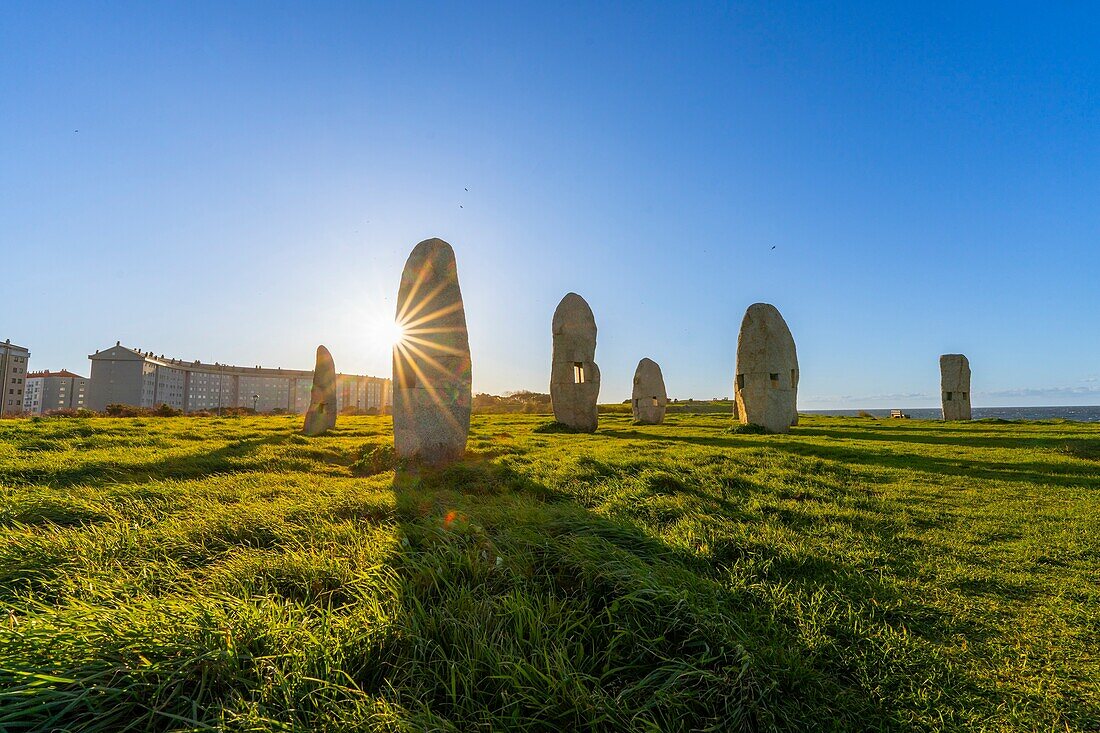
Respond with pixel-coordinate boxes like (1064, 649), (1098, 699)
(802, 406), (1100, 422)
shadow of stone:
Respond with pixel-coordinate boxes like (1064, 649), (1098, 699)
(372, 447), (971, 730)
(948, 577), (1040, 603)
(792, 425), (1091, 451)
(769, 440), (1100, 489)
(1, 435), (291, 488)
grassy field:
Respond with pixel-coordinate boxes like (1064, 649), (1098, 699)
(1, 413), (1098, 731)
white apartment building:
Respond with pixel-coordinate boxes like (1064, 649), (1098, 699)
(23, 370), (89, 414)
(0, 339), (30, 416)
(86, 342), (391, 414)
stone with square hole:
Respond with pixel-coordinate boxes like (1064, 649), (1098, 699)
(632, 358), (667, 424)
(734, 303), (799, 433)
(550, 292), (600, 432)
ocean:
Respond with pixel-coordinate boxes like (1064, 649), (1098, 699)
(802, 406), (1100, 422)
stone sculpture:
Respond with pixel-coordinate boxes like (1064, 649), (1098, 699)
(940, 354), (972, 421)
(632, 358), (667, 424)
(303, 345), (337, 436)
(550, 292), (600, 432)
(392, 238), (472, 465)
(733, 303), (799, 433)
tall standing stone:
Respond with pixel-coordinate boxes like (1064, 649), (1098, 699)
(303, 345), (337, 436)
(550, 292), (600, 432)
(940, 354), (972, 421)
(392, 238), (472, 465)
(734, 303), (799, 434)
(632, 358), (667, 424)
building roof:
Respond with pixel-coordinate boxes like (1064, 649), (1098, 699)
(27, 370), (87, 379)
(1, 339), (29, 352)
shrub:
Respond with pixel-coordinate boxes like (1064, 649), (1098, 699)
(727, 423), (768, 435)
(42, 407), (97, 418)
(105, 404), (148, 417)
(350, 444), (398, 476)
(533, 421), (585, 434)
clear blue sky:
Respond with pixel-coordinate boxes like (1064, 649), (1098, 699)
(2, 2), (1098, 408)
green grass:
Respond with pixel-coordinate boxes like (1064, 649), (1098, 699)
(1, 413), (1098, 731)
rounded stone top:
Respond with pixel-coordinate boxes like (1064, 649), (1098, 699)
(737, 302), (797, 367)
(552, 292), (596, 335)
(633, 357), (664, 386)
(744, 302), (783, 321)
(409, 237), (454, 256)
(314, 345), (334, 372)
(635, 357), (662, 377)
(403, 238), (458, 274)
(740, 303), (794, 340)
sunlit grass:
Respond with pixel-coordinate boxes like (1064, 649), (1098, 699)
(0, 413), (1098, 731)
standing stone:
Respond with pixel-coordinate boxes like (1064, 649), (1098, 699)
(632, 358), (667, 424)
(550, 292), (600, 432)
(392, 238), (472, 465)
(733, 303), (799, 434)
(940, 354), (972, 421)
(303, 345), (337, 436)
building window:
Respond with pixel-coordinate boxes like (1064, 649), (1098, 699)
(573, 362), (585, 384)
(944, 392), (953, 401)
(736, 374), (745, 390)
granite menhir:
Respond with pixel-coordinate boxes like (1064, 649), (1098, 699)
(392, 238), (472, 464)
(632, 357), (667, 425)
(940, 354), (972, 421)
(550, 292), (600, 432)
(734, 303), (799, 433)
(303, 345), (337, 436)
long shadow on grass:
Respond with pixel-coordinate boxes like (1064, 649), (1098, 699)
(0, 434), (292, 488)
(375, 445), (974, 732)
(771, 440), (1100, 490)
(601, 428), (1100, 490)
(792, 424), (1097, 451)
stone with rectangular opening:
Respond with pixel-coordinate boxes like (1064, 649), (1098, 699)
(631, 358), (667, 425)
(940, 354), (972, 420)
(551, 293), (600, 432)
(734, 303), (799, 433)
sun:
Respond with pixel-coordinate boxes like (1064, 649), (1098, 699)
(387, 320), (406, 347)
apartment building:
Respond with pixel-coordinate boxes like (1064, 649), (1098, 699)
(86, 342), (391, 414)
(0, 339), (30, 416)
(23, 370), (89, 414)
